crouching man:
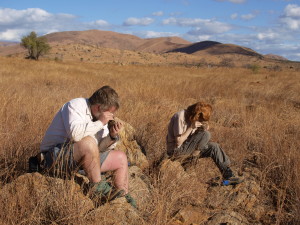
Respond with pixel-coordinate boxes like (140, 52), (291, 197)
(40, 85), (136, 207)
(166, 101), (243, 185)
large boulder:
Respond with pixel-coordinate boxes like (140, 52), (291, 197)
(0, 172), (94, 224)
(87, 197), (144, 225)
(205, 172), (266, 222)
(160, 156), (270, 225)
(159, 159), (189, 180)
(116, 119), (149, 170)
(0, 168), (151, 224)
(128, 166), (151, 208)
(206, 179), (260, 209)
(173, 205), (210, 224)
(205, 211), (252, 225)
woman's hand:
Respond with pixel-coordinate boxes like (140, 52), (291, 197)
(202, 122), (209, 131)
(191, 121), (202, 129)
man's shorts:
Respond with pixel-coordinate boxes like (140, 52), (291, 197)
(43, 142), (110, 174)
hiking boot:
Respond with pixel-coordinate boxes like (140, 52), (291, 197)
(108, 189), (125, 201)
(90, 181), (112, 198)
(206, 176), (221, 187)
(222, 176), (244, 186)
(222, 167), (234, 180)
(125, 193), (137, 208)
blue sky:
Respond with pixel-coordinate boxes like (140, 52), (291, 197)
(1, 0), (300, 61)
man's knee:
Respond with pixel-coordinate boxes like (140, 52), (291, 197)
(114, 150), (128, 164)
(74, 136), (98, 155)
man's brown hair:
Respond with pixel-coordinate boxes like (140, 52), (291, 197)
(88, 86), (119, 109)
(185, 102), (212, 123)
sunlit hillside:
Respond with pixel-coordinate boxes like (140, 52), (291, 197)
(0, 57), (299, 224)
(1, 30), (299, 70)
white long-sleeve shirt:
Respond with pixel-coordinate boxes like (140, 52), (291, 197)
(40, 98), (116, 152)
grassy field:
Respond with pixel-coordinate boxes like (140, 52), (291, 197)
(0, 57), (299, 224)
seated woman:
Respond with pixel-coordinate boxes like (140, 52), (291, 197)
(166, 101), (243, 185)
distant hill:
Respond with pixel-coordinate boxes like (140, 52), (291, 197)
(167, 41), (221, 54)
(264, 54), (288, 61)
(0, 29), (296, 68)
(136, 37), (191, 53)
(168, 41), (263, 58)
(43, 30), (264, 59)
(43, 30), (190, 53)
(44, 30), (145, 51)
(0, 41), (19, 47)
(0, 41), (23, 56)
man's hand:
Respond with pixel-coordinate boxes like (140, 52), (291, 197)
(98, 111), (114, 125)
(109, 121), (123, 138)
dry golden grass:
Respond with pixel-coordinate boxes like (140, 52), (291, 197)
(0, 57), (299, 224)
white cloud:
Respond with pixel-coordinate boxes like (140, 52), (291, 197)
(163, 17), (233, 34)
(0, 8), (112, 41)
(257, 31), (279, 41)
(0, 8), (52, 25)
(152, 11), (164, 16)
(281, 17), (300, 30)
(184, 34), (212, 42)
(284, 4), (300, 18)
(0, 29), (27, 41)
(231, 13), (238, 19)
(280, 4), (300, 30)
(215, 0), (246, 4)
(133, 30), (178, 38)
(241, 13), (256, 20)
(123, 17), (154, 26)
(280, 4), (300, 31)
(88, 20), (110, 27)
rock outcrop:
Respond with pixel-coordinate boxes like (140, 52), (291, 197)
(159, 157), (272, 225)
(116, 118), (149, 170)
(0, 173), (94, 224)
(0, 165), (151, 224)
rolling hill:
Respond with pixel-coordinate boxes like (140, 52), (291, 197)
(43, 30), (191, 53)
(0, 29), (297, 68)
(168, 41), (263, 58)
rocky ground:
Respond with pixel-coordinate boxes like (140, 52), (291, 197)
(0, 121), (278, 225)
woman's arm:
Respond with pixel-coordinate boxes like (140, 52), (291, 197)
(175, 121), (203, 147)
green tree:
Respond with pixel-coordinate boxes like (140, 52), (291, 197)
(20, 31), (51, 60)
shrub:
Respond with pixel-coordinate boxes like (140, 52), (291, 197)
(20, 31), (51, 60)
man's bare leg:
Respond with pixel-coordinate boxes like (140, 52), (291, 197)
(73, 137), (128, 193)
(100, 150), (129, 193)
(73, 136), (101, 183)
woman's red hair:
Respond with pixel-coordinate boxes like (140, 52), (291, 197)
(185, 102), (212, 123)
